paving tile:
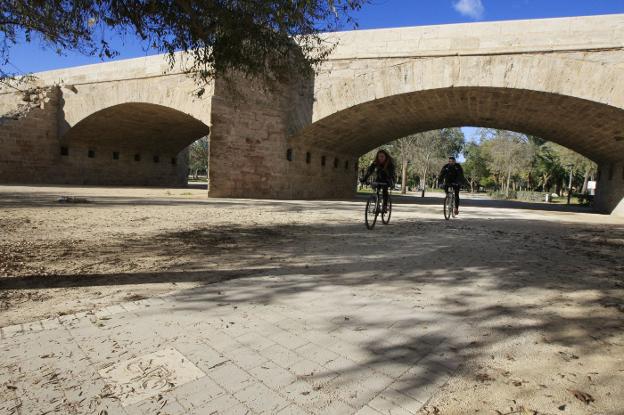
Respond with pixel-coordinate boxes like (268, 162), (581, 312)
(249, 361), (298, 390)
(288, 359), (326, 379)
(125, 394), (187, 415)
(260, 343), (304, 369)
(225, 345), (269, 370)
(325, 368), (395, 409)
(172, 339), (230, 373)
(185, 394), (244, 415)
(392, 364), (451, 404)
(296, 343), (341, 366)
(97, 348), (205, 406)
(270, 329), (310, 350)
(235, 331), (277, 351)
(367, 387), (424, 415)
(355, 406), (383, 415)
(205, 330), (243, 352)
(172, 375), (225, 411)
(234, 382), (290, 413)
(281, 380), (333, 409)
(277, 403), (312, 414)
(2, 324), (23, 337)
(317, 400), (357, 415)
(209, 362), (254, 393)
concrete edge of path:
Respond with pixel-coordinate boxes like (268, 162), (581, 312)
(0, 296), (170, 339)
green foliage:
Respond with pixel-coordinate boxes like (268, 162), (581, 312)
(488, 191), (514, 200)
(1, 0), (367, 88)
(188, 136), (209, 176)
(358, 128), (465, 194)
(462, 128), (596, 202)
(463, 142), (489, 192)
(515, 191), (548, 202)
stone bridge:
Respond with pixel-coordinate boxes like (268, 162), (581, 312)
(1, 14), (624, 215)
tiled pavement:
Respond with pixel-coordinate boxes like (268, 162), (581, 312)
(1, 275), (467, 414)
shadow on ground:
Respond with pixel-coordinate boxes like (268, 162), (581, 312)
(2, 215), (623, 411)
(0, 189), (599, 216)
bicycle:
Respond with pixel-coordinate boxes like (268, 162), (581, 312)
(443, 184), (458, 220)
(364, 181), (392, 230)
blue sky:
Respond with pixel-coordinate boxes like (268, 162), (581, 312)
(5, 0), (624, 75)
(5, 0), (624, 144)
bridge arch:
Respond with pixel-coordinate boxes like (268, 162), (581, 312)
(58, 102), (210, 186)
(293, 86), (624, 163)
(276, 53), (624, 212)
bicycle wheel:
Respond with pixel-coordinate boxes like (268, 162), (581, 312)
(443, 192), (452, 220)
(451, 196), (457, 218)
(365, 195), (379, 230)
(382, 195), (392, 225)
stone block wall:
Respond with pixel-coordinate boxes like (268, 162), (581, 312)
(0, 88), (190, 187)
(207, 76), (357, 200)
(0, 89), (62, 183)
(595, 161), (624, 216)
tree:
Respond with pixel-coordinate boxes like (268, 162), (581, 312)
(543, 142), (596, 194)
(390, 136), (417, 194)
(410, 128), (464, 197)
(357, 128), (464, 196)
(1, 1), (367, 91)
(463, 142), (489, 193)
(480, 129), (533, 197)
(188, 136), (209, 179)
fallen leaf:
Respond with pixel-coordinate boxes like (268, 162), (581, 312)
(568, 389), (595, 405)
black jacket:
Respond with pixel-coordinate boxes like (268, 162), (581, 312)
(439, 163), (466, 187)
(363, 161), (396, 186)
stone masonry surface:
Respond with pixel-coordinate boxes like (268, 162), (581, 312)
(0, 277), (465, 415)
(1, 14), (624, 212)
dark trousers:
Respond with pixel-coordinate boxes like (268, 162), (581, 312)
(382, 186), (389, 207)
(446, 184), (460, 208)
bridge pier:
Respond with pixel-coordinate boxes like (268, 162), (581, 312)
(595, 161), (624, 217)
(207, 76), (357, 200)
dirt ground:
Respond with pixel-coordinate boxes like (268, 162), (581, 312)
(1, 184), (623, 414)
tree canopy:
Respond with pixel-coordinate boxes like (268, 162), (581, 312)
(358, 127), (596, 200)
(1, 0), (367, 89)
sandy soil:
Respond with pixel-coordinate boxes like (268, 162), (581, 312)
(1, 184), (623, 414)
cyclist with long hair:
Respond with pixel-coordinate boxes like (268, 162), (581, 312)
(360, 149), (397, 213)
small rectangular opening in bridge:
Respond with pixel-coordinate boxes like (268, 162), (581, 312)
(112, 152), (119, 160)
(286, 149), (293, 161)
(306, 152), (311, 164)
(134, 154), (141, 162)
(60, 147), (68, 156)
(87, 149), (95, 158)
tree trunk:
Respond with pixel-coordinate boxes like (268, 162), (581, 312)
(543, 174), (550, 193)
(401, 159), (408, 194)
(505, 169), (512, 197)
(581, 168), (590, 194)
(421, 166), (428, 198)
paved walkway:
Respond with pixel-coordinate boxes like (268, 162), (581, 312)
(1, 274), (466, 415)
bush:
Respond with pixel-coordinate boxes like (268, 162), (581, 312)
(489, 190), (550, 202)
(516, 191), (548, 202)
(577, 193), (594, 206)
(488, 191), (514, 200)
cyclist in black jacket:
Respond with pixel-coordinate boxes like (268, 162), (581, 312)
(438, 156), (467, 216)
(360, 149), (396, 213)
